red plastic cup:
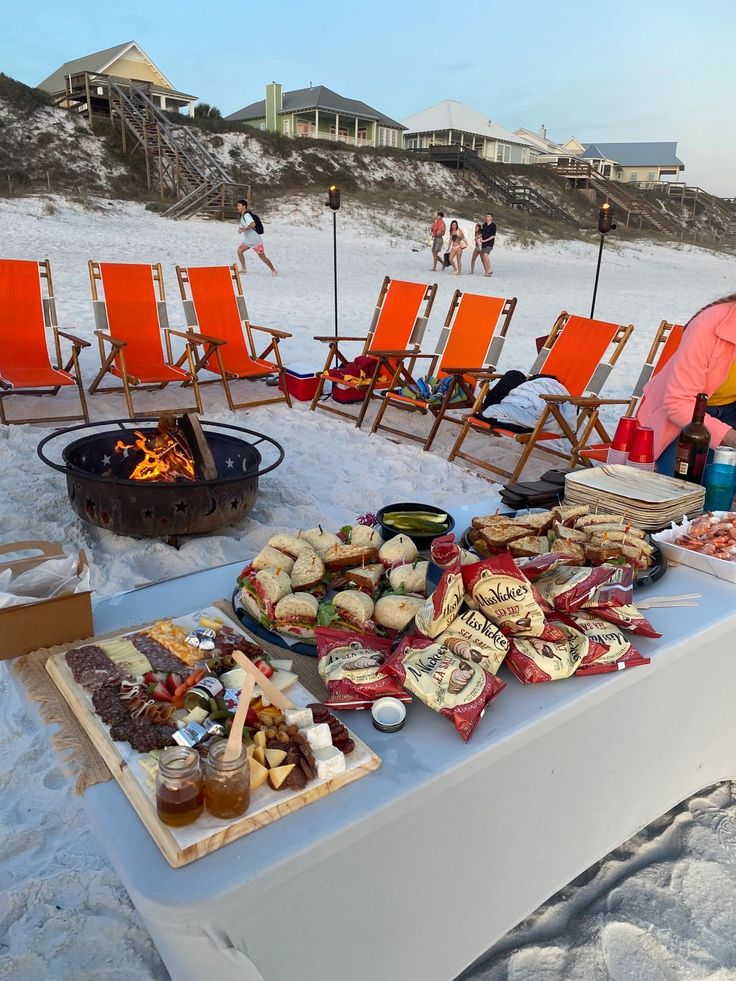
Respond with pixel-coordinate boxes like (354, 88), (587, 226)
(628, 426), (655, 464)
(611, 415), (638, 452)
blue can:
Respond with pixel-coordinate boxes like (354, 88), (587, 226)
(703, 449), (736, 511)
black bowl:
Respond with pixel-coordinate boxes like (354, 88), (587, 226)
(376, 502), (455, 551)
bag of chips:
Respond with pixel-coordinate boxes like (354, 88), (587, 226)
(505, 619), (596, 683)
(414, 553), (464, 639)
(316, 628), (409, 709)
(383, 635), (505, 741)
(461, 554), (565, 640)
(580, 565), (635, 610)
(515, 552), (577, 581)
(584, 602), (662, 638)
(562, 611), (650, 674)
(438, 607), (510, 675)
(534, 564), (617, 613)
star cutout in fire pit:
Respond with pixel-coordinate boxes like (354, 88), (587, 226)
(142, 507), (154, 519)
(102, 454), (111, 466)
(225, 457), (234, 469)
(175, 500), (188, 513)
(230, 499), (239, 510)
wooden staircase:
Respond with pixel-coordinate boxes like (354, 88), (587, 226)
(409, 145), (578, 225)
(549, 160), (687, 235)
(107, 80), (248, 218)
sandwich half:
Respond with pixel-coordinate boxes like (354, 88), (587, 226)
(274, 592), (319, 639)
(240, 568), (292, 623)
(290, 546), (326, 594)
(332, 590), (375, 632)
(345, 563), (384, 596)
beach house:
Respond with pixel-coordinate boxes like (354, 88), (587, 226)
(226, 83), (406, 148)
(403, 100), (539, 164)
(578, 142), (685, 184)
(38, 41), (197, 116)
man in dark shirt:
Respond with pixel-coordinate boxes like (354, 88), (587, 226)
(480, 213), (497, 276)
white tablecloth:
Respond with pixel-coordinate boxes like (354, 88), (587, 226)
(19, 495), (736, 981)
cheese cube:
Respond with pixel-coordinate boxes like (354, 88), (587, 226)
(300, 722), (332, 751)
(284, 708), (314, 729)
(314, 746), (346, 780)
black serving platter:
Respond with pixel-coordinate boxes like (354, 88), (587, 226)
(460, 509), (667, 590)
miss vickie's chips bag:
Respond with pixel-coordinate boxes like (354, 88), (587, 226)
(316, 628), (410, 709)
(461, 553), (565, 641)
(383, 635), (505, 741)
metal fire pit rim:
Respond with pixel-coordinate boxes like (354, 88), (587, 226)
(36, 416), (285, 487)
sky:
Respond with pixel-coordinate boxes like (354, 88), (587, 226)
(2, 0), (735, 195)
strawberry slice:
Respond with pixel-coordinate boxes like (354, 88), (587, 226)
(150, 682), (173, 703)
(143, 671), (159, 685)
(165, 673), (183, 695)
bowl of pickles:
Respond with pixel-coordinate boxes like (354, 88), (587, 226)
(375, 502), (455, 550)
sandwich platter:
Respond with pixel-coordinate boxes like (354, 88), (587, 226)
(232, 521), (442, 657)
(461, 506), (666, 589)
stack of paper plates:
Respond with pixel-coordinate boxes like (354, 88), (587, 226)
(564, 464), (704, 530)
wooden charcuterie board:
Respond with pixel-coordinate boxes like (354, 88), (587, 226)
(45, 607), (381, 868)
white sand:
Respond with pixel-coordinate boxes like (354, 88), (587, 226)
(1, 195), (735, 979)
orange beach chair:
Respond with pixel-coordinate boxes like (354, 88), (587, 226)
(309, 276), (437, 428)
(370, 290), (517, 451)
(448, 312), (634, 482)
(176, 264), (292, 411)
(87, 261), (203, 417)
(570, 319), (683, 466)
(0, 258), (89, 425)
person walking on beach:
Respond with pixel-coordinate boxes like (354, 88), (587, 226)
(430, 211), (446, 271)
(448, 220), (468, 275)
(236, 199), (277, 276)
(470, 223), (483, 274)
(480, 212), (496, 276)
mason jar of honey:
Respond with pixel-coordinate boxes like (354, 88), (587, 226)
(204, 740), (250, 820)
(156, 746), (204, 827)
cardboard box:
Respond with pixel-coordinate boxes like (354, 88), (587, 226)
(0, 541), (93, 661)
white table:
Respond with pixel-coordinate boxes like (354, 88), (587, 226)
(21, 503), (736, 981)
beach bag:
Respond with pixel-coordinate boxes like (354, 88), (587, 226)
(444, 252), (451, 267)
(250, 212), (264, 234)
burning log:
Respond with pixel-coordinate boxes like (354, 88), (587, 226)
(114, 413), (217, 482)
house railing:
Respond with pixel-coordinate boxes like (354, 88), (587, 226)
(292, 127), (376, 148)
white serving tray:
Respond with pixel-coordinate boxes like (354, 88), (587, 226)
(653, 512), (736, 584)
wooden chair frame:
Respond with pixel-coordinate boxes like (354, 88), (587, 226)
(176, 264), (292, 411)
(309, 276), (438, 428)
(87, 261), (204, 417)
(448, 312), (634, 483)
(0, 259), (90, 426)
(568, 319), (683, 467)
(369, 291), (517, 451)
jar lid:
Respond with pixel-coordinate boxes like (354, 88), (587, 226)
(371, 697), (407, 733)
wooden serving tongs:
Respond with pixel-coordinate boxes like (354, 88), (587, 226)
(223, 649), (295, 762)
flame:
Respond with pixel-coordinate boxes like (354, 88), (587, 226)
(114, 430), (196, 482)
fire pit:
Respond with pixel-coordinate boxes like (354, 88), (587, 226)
(37, 417), (284, 540)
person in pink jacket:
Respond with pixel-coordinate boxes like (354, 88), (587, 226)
(638, 293), (736, 474)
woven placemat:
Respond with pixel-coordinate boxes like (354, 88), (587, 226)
(12, 599), (326, 796)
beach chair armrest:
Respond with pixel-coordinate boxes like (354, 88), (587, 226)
(55, 329), (91, 349)
(94, 329), (125, 349)
(313, 335), (367, 343)
(460, 369), (502, 382)
(441, 365), (495, 376)
(184, 330), (226, 347)
(369, 348), (420, 359)
(539, 394), (575, 403)
(567, 397), (631, 408)
(165, 328), (200, 344)
(251, 324), (292, 340)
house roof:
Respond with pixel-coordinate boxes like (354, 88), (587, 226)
(403, 100), (536, 147)
(581, 142), (684, 168)
(227, 85), (406, 129)
(38, 40), (175, 94)
(515, 128), (566, 153)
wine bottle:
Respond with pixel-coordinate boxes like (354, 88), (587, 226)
(674, 393), (711, 483)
